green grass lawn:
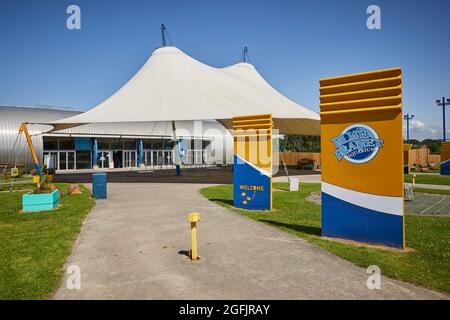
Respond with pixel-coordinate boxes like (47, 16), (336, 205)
(0, 174), (33, 182)
(405, 174), (450, 186)
(0, 183), (94, 299)
(0, 175), (33, 183)
(0, 183), (35, 192)
(200, 183), (450, 294)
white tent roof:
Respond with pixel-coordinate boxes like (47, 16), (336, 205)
(50, 46), (320, 135)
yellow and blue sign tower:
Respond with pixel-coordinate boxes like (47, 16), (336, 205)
(320, 68), (405, 248)
(233, 114), (273, 210)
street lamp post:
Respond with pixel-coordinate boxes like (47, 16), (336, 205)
(436, 97), (449, 141)
(403, 113), (414, 142)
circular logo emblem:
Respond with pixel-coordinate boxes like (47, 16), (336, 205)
(331, 124), (384, 164)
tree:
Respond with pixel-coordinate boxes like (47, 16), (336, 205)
(279, 135), (320, 152)
(420, 139), (441, 154)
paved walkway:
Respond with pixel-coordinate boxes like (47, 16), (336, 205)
(274, 174), (450, 191)
(54, 183), (446, 300)
(414, 183), (450, 190)
(273, 174), (321, 183)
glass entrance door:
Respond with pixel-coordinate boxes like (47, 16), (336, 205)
(163, 150), (173, 165)
(143, 150), (174, 167)
(67, 152), (75, 170)
(56, 151), (76, 170)
(144, 150), (154, 166)
(123, 150), (137, 167)
(97, 151), (111, 169)
(59, 152), (66, 170)
(152, 150), (163, 166)
(193, 150), (203, 165)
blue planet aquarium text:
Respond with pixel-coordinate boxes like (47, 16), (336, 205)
(332, 124), (384, 163)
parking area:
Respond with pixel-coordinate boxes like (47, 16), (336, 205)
(405, 193), (450, 215)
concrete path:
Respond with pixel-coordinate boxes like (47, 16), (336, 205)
(274, 175), (450, 191)
(54, 183), (446, 300)
(414, 183), (450, 190)
(273, 174), (321, 183)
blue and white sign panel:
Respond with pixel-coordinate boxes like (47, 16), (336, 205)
(233, 155), (271, 210)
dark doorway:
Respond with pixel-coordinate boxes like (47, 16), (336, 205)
(113, 150), (123, 168)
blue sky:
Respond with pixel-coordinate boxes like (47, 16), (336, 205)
(0, 0), (449, 140)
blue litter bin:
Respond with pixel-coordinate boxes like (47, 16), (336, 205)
(92, 172), (107, 199)
(441, 160), (450, 175)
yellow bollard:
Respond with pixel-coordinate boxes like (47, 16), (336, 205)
(412, 174), (416, 188)
(32, 175), (40, 184)
(32, 175), (41, 190)
(187, 212), (201, 260)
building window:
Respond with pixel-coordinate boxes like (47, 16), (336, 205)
(143, 139), (152, 149)
(98, 138), (110, 150)
(58, 138), (75, 150)
(43, 152), (58, 169)
(110, 139), (122, 150)
(68, 152), (75, 170)
(164, 140), (173, 150)
(123, 139), (136, 150)
(59, 152), (67, 169)
(43, 137), (58, 150)
(192, 139), (202, 150)
(152, 139), (163, 150)
(76, 151), (91, 169)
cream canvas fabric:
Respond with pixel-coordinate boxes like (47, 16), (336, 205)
(49, 47), (320, 135)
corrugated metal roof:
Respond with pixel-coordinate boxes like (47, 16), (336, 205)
(0, 106), (80, 170)
(53, 119), (229, 138)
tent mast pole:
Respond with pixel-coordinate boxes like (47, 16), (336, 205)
(242, 46), (249, 63)
(161, 24), (167, 47)
(171, 121), (181, 176)
(18, 123), (42, 176)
